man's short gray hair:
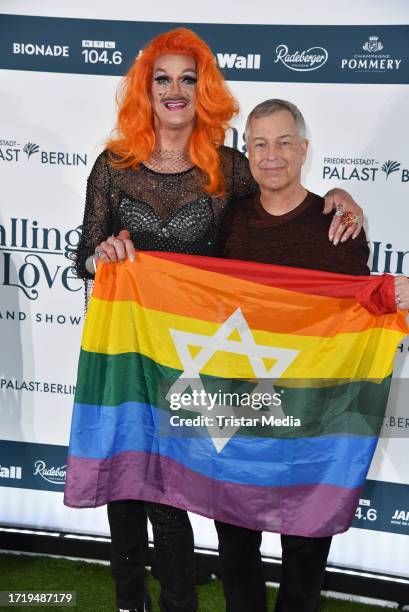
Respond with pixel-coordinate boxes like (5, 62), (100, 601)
(245, 99), (307, 142)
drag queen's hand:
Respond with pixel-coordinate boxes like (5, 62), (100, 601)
(94, 229), (136, 263)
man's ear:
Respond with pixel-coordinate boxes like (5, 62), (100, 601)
(301, 138), (309, 164)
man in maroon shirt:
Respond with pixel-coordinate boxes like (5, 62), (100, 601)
(220, 98), (369, 275)
(215, 99), (406, 612)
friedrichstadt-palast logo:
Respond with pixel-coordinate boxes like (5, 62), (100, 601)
(274, 44), (328, 71)
(341, 35), (402, 72)
(0, 217), (83, 300)
(216, 52), (261, 70)
(381, 160), (401, 179)
(0, 138), (87, 166)
(33, 460), (66, 485)
(322, 156), (409, 183)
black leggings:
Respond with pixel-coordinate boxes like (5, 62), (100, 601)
(108, 500), (330, 612)
(107, 500), (197, 612)
(215, 520), (332, 612)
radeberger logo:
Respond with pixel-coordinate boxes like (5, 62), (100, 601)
(0, 217), (82, 299)
(274, 44), (328, 71)
(33, 460), (66, 485)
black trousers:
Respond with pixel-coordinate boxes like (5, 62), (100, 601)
(215, 521), (332, 612)
(107, 500), (197, 612)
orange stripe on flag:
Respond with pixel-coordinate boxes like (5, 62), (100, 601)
(91, 255), (408, 338)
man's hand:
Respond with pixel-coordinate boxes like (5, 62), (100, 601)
(395, 276), (409, 311)
(323, 188), (364, 245)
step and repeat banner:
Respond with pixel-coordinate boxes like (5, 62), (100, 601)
(1, 4), (409, 579)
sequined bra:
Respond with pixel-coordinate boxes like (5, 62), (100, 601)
(118, 192), (216, 256)
(74, 146), (257, 280)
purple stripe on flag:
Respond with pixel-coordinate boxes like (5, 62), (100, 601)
(64, 451), (361, 537)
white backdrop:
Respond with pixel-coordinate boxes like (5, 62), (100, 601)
(1, 0), (409, 579)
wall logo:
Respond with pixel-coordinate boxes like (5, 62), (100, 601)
(217, 53), (261, 70)
(0, 137), (87, 166)
(0, 465), (22, 479)
(33, 460), (66, 485)
(322, 156), (409, 183)
(363, 35), (383, 53)
(381, 160), (401, 179)
(274, 44), (328, 72)
(341, 35), (402, 72)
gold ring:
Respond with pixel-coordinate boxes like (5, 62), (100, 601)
(341, 211), (358, 228)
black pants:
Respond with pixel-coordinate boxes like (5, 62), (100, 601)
(215, 521), (332, 612)
(107, 500), (197, 612)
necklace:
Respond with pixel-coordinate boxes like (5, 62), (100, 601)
(144, 149), (193, 174)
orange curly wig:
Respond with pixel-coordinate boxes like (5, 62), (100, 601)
(106, 28), (239, 195)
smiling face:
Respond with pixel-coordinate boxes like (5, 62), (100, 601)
(247, 111), (308, 193)
(150, 54), (197, 132)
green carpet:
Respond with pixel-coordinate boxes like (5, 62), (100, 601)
(0, 554), (386, 611)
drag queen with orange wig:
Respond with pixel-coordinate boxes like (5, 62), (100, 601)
(69, 28), (363, 612)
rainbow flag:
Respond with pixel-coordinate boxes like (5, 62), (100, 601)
(64, 253), (408, 537)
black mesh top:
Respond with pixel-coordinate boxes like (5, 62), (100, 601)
(74, 146), (257, 280)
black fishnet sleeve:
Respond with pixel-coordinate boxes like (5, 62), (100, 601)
(230, 147), (258, 199)
(74, 151), (113, 280)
